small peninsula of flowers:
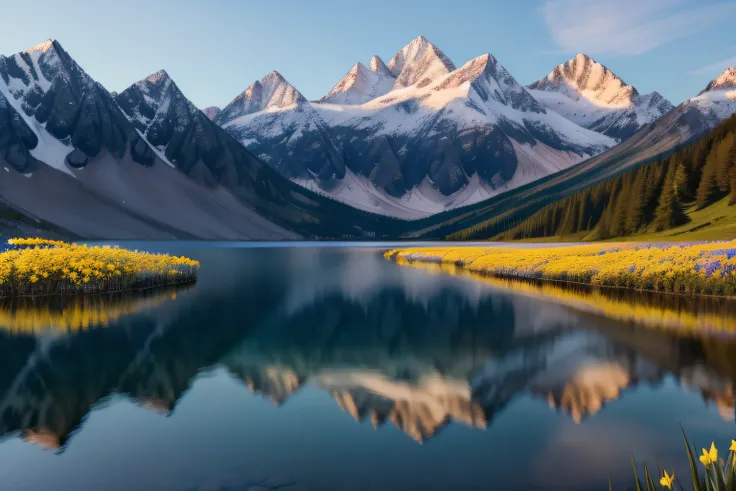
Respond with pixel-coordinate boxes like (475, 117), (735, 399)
(0, 238), (199, 296)
(386, 241), (736, 297)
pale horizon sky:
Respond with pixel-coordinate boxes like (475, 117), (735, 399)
(2, 0), (735, 109)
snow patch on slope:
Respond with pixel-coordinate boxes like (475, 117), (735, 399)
(0, 75), (75, 177)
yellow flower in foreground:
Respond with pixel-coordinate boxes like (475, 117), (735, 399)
(731, 440), (736, 453)
(700, 442), (718, 466)
(660, 470), (674, 489)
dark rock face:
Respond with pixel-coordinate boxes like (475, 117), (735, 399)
(116, 71), (264, 186)
(226, 111), (532, 199)
(64, 148), (88, 168)
(0, 41), (153, 169)
(114, 71), (400, 239)
(220, 105), (347, 184)
(0, 92), (37, 172)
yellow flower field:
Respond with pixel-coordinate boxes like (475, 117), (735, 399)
(386, 241), (736, 297)
(0, 238), (199, 296)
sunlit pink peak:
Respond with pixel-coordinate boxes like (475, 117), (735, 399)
(234, 70), (306, 114)
(530, 52), (638, 107)
(144, 69), (171, 85)
(700, 66), (736, 95)
(260, 70), (288, 85)
(25, 39), (55, 54)
(370, 55), (391, 75)
(388, 35), (456, 89)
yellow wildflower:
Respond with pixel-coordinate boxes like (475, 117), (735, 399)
(731, 440), (736, 453)
(700, 442), (718, 466)
(659, 470), (674, 489)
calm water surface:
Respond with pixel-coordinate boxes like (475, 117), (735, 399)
(0, 244), (734, 491)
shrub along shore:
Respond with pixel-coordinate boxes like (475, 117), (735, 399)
(0, 238), (199, 297)
(386, 241), (736, 298)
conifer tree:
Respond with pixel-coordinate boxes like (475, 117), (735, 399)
(625, 169), (647, 233)
(696, 152), (721, 208)
(653, 164), (688, 231)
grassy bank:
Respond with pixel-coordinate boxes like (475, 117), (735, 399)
(386, 241), (736, 298)
(509, 198), (736, 244)
(0, 238), (199, 297)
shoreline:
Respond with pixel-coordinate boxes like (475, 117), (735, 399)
(386, 242), (736, 300)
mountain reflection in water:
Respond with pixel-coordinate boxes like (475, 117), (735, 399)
(0, 245), (734, 491)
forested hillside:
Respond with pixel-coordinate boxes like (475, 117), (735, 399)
(462, 114), (736, 241)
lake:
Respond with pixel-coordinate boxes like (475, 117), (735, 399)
(0, 244), (734, 491)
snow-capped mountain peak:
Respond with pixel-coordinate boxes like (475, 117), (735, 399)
(370, 55), (392, 76)
(202, 106), (221, 121)
(25, 39), (55, 54)
(634, 91), (672, 112)
(216, 70), (306, 125)
(530, 53), (637, 107)
(527, 54), (674, 141)
(144, 69), (171, 86)
(319, 61), (396, 105)
(116, 69), (180, 132)
(684, 65), (736, 128)
(699, 66), (736, 95)
(388, 35), (456, 89)
(434, 53), (545, 113)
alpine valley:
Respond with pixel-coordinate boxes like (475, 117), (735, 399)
(0, 36), (735, 239)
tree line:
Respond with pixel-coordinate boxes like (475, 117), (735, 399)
(492, 114), (736, 241)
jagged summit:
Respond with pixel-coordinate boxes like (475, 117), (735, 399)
(319, 61), (395, 105)
(144, 69), (171, 85)
(25, 39), (55, 54)
(529, 53), (638, 107)
(216, 70), (306, 125)
(700, 66), (736, 95)
(370, 55), (391, 75)
(261, 70), (288, 85)
(527, 54), (674, 141)
(434, 53), (544, 112)
(202, 106), (221, 121)
(388, 35), (456, 89)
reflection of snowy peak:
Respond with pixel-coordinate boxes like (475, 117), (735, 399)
(324, 372), (486, 443)
(528, 54), (674, 141)
(217, 37), (615, 219)
(235, 365), (304, 406)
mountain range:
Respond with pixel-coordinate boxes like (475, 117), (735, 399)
(0, 37), (735, 238)
(209, 37), (735, 222)
(0, 40), (399, 240)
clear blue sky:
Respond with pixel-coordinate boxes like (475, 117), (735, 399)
(3, 0), (735, 108)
